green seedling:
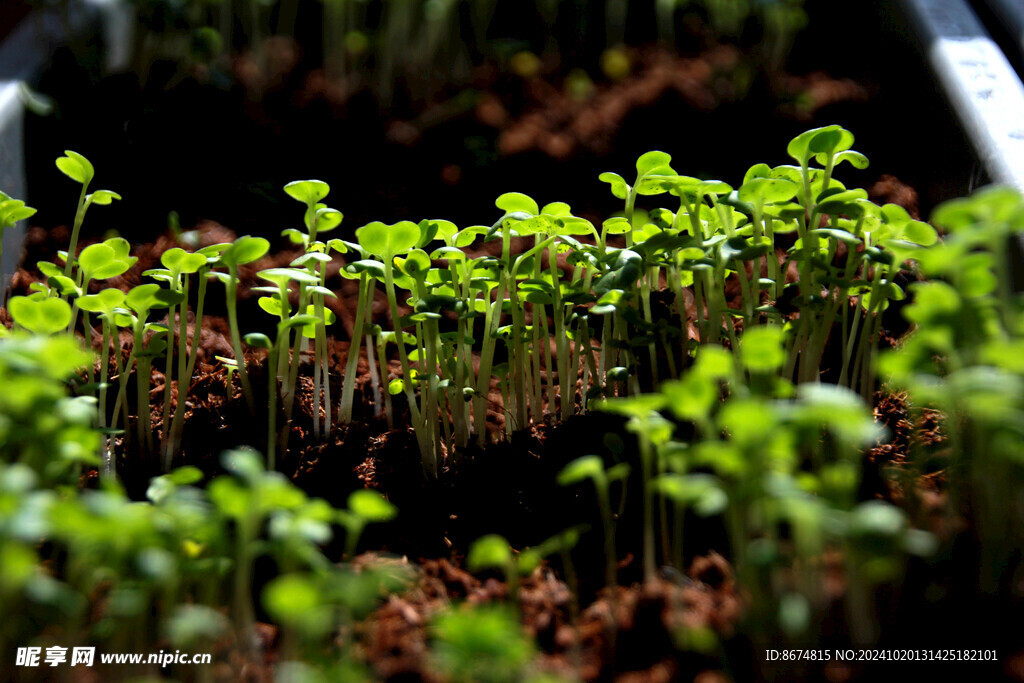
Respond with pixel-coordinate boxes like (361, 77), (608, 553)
(253, 265), (322, 466)
(120, 283), (184, 456)
(594, 394), (674, 582)
(54, 151), (121, 281)
(467, 534), (520, 598)
(0, 334), (94, 480)
(283, 180), (343, 442)
(335, 242), (381, 425)
(163, 244), (226, 464)
(8, 295), (73, 335)
(558, 455), (630, 591)
(68, 237), (136, 335)
(142, 247), (206, 468)
(217, 355), (239, 394)
(430, 604), (536, 683)
(76, 287), (128, 475)
(208, 448), (299, 647)
(880, 186), (1024, 598)
(0, 193), (37, 296)
(356, 219), (438, 474)
(214, 236), (270, 411)
(337, 489), (398, 559)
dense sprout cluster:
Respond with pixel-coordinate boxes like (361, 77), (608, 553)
(16, 126), (940, 474)
(1, 125), (1023, 676)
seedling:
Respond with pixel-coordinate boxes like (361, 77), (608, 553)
(121, 283), (184, 455)
(53, 151), (121, 281)
(214, 236), (270, 411)
(356, 219), (437, 474)
(335, 242), (381, 425)
(337, 489), (398, 559)
(430, 604), (536, 683)
(76, 287), (128, 475)
(0, 193), (36, 297)
(164, 244), (226, 463)
(283, 180), (343, 441)
(253, 265), (322, 466)
(558, 455), (630, 591)
(8, 295), (73, 335)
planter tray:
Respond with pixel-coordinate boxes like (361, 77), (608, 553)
(899, 0), (1024, 191)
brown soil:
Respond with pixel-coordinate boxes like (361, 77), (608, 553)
(360, 552), (739, 682)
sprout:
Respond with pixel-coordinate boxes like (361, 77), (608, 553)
(356, 219), (438, 475)
(558, 455), (629, 592)
(337, 489), (397, 559)
(0, 192), (37, 296)
(214, 236), (270, 411)
(8, 295), (73, 335)
(54, 151), (121, 282)
(76, 287), (127, 475)
(430, 604), (535, 683)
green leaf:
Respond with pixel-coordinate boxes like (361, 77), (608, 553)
(259, 267), (319, 287)
(808, 126), (854, 156)
(300, 304), (336, 338)
(541, 202), (571, 216)
(743, 163), (772, 184)
(828, 150), (869, 169)
(738, 177), (798, 205)
(8, 296), (72, 334)
(356, 221), (421, 260)
(902, 220), (938, 246)
(602, 217), (631, 235)
(221, 236), (270, 267)
(741, 326), (786, 372)
(282, 228), (306, 245)
(398, 249), (432, 278)
(314, 206), (343, 233)
(598, 172), (630, 200)
(636, 150), (673, 176)
(595, 393), (667, 418)
(495, 192), (539, 216)
(161, 247), (207, 275)
(258, 296), (286, 317)
(77, 287), (126, 315)
(55, 150), (94, 186)
(78, 243), (116, 279)
(263, 574), (322, 624)
(126, 283), (181, 315)
(348, 489), (397, 522)
(0, 198), (36, 227)
(426, 219), (459, 244)
(283, 180), (330, 205)
(787, 125), (845, 166)
(243, 333), (272, 349)
(557, 455), (603, 486)
(87, 189), (121, 206)
(467, 534), (513, 571)
(346, 259), (386, 279)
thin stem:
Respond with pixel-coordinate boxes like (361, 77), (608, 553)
(63, 186), (89, 279)
(225, 266), (255, 411)
(339, 274), (369, 424)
